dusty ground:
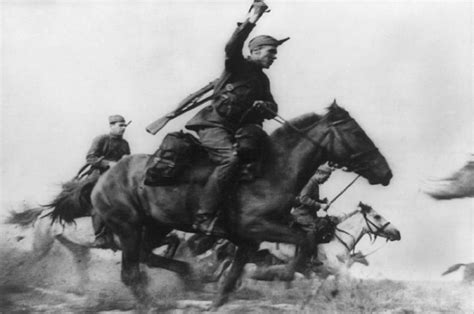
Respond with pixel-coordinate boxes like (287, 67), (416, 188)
(1, 218), (472, 313)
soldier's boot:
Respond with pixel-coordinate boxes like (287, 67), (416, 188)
(307, 230), (323, 267)
(193, 166), (239, 236)
(193, 159), (239, 237)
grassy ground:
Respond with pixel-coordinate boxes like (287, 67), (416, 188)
(1, 219), (472, 313)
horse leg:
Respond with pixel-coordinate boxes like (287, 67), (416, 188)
(246, 220), (308, 282)
(108, 217), (151, 306)
(212, 243), (258, 309)
(162, 234), (181, 258)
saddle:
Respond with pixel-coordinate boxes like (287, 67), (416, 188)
(144, 126), (267, 186)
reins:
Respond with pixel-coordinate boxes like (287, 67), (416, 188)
(334, 211), (390, 257)
(363, 212), (392, 242)
(269, 108), (362, 203)
(271, 109), (327, 150)
(327, 175), (361, 207)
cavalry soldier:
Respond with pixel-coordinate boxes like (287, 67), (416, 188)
(292, 163), (337, 265)
(84, 114), (131, 248)
(291, 163), (334, 229)
(184, 0), (289, 236)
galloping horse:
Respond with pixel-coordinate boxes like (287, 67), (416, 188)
(185, 202), (401, 284)
(314, 202), (400, 278)
(242, 202), (401, 281)
(55, 102), (392, 307)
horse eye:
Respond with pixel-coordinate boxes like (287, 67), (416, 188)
(374, 215), (381, 220)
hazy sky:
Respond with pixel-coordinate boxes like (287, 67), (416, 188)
(1, 0), (472, 281)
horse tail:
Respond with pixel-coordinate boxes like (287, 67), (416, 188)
(5, 207), (45, 226)
(441, 263), (466, 276)
(44, 175), (99, 225)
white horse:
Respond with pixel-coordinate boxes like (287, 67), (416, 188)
(249, 202), (401, 281)
(311, 202), (400, 279)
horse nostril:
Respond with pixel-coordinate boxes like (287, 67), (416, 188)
(382, 171), (393, 186)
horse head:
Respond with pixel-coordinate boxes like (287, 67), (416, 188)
(318, 101), (392, 186)
(358, 202), (401, 241)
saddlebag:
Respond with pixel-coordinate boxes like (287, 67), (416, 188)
(145, 131), (199, 186)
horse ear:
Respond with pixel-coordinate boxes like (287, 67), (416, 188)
(359, 202), (371, 213)
(327, 100), (349, 121)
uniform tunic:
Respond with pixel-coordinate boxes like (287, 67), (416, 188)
(292, 173), (328, 232)
(186, 20), (277, 132)
(86, 134), (130, 172)
(184, 19), (279, 216)
(85, 133), (130, 238)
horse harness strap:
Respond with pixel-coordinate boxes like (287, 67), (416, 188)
(329, 121), (380, 172)
(267, 106), (379, 174)
(265, 106), (328, 151)
(334, 227), (356, 253)
(363, 212), (391, 241)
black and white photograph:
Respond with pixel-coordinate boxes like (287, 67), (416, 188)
(1, 0), (473, 312)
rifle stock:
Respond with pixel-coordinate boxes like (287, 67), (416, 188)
(146, 80), (218, 136)
(146, 114), (174, 135)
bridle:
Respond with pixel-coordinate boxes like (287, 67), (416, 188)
(362, 211), (391, 242)
(334, 209), (391, 253)
(273, 110), (380, 174)
(327, 118), (380, 173)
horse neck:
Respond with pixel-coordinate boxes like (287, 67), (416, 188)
(334, 212), (368, 251)
(266, 121), (329, 192)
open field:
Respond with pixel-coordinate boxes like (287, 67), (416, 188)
(1, 219), (472, 313)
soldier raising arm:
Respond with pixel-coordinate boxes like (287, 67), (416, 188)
(182, 0), (290, 236)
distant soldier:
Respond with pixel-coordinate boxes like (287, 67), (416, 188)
(292, 163), (337, 265)
(184, 0), (289, 235)
(84, 115), (131, 248)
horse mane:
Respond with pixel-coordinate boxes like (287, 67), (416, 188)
(358, 202), (373, 213)
(338, 201), (373, 223)
(338, 208), (362, 222)
(270, 101), (351, 140)
(270, 112), (322, 139)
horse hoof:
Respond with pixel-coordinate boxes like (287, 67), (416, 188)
(122, 270), (148, 287)
(211, 294), (228, 310)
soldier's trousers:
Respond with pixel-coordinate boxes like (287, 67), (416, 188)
(197, 126), (240, 215)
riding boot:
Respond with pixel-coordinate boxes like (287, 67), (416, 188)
(193, 155), (239, 237)
(307, 231), (323, 267)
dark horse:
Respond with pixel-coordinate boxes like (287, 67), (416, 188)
(53, 103), (392, 308)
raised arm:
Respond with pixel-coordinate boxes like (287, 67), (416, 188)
(224, 1), (269, 67)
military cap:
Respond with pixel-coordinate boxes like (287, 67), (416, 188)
(248, 35), (290, 51)
(108, 114), (126, 124)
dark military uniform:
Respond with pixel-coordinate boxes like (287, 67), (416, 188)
(292, 175), (328, 232)
(86, 134), (130, 173)
(185, 20), (278, 225)
(186, 20), (277, 132)
(86, 134), (130, 245)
